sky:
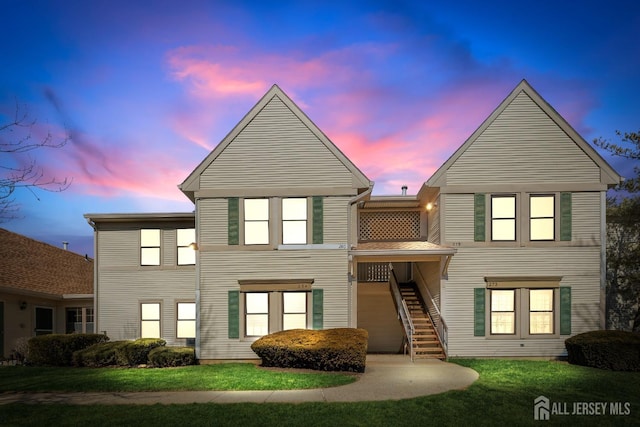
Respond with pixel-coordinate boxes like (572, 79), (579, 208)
(1, 0), (639, 258)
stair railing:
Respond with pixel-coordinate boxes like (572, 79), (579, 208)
(389, 264), (415, 361)
(412, 265), (447, 356)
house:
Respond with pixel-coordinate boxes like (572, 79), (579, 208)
(84, 80), (622, 360)
(0, 228), (94, 359)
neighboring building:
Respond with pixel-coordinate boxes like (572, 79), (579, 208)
(0, 228), (94, 359)
(85, 80), (622, 360)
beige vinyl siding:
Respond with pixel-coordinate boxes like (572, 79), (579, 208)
(446, 92), (601, 186)
(428, 203), (441, 244)
(443, 246), (600, 357)
(200, 97), (356, 190)
(443, 194), (474, 243)
(572, 192), (602, 244)
(197, 249), (349, 359)
(443, 191), (601, 246)
(97, 270), (195, 344)
(94, 226), (196, 345)
(319, 196), (350, 244)
(198, 198), (228, 246)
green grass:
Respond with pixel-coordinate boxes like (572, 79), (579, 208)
(0, 363), (355, 392)
(1, 360), (639, 426)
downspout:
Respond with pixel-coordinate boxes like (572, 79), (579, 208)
(85, 218), (99, 337)
(600, 191), (607, 329)
(347, 182), (374, 328)
(195, 198), (201, 360)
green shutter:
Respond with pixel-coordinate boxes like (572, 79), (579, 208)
(228, 198), (239, 245)
(560, 287), (571, 335)
(312, 289), (323, 329)
(560, 192), (572, 241)
(312, 197), (323, 244)
(474, 288), (486, 336)
(228, 291), (239, 339)
(474, 194), (486, 242)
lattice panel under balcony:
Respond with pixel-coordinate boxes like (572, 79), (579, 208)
(359, 210), (421, 241)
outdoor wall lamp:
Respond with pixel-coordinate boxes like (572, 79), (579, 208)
(19, 301), (27, 310)
(189, 242), (199, 250)
(426, 202), (438, 211)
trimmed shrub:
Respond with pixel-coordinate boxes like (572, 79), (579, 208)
(28, 334), (109, 367)
(148, 346), (196, 367)
(565, 330), (640, 371)
(115, 338), (166, 366)
(251, 328), (368, 372)
(73, 341), (125, 367)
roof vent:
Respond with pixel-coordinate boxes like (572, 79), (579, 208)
(63, 241), (69, 250)
(401, 185), (408, 196)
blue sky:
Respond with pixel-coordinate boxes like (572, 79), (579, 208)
(1, 0), (638, 257)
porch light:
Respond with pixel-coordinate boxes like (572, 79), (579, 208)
(426, 202), (435, 211)
(188, 242), (199, 250)
(19, 301), (27, 310)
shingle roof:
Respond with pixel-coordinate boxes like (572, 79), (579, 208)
(0, 228), (93, 297)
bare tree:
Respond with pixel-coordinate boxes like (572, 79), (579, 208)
(594, 130), (640, 331)
(0, 102), (71, 221)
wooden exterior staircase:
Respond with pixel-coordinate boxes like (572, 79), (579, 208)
(400, 282), (445, 359)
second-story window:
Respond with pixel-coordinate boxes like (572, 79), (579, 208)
(491, 195), (516, 241)
(530, 195), (555, 241)
(244, 199), (270, 245)
(141, 229), (161, 266)
(177, 228), (196, 265)
(282, 198), (307, 244)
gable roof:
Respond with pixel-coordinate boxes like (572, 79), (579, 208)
(422, 79), (622, 191)
(179, 84), (371, 201)
(0, 228), (93, 298)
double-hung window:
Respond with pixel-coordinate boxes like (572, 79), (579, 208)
(283, 292), (308, 330)
(141, 302), (161, 338)
(282, 198), (307, 244)
(491, 195), (516, 241)
(141, 229), (161, 265)
(530, 195), (555, 241)
(484, 286), (559, 338)
(245, 292), (269, 336)
(177, 228), (196, 265)
(529, 289), (554, 334)
(490, 290), (515, 334)
(244, 199), (270, 245)
(176, 302), (196, 338)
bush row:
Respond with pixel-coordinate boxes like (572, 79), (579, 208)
(27, 334), (195, 368)
(565, 330), (640, 371)
(251, 328), (368, 372)
(27, 334), (109, 366)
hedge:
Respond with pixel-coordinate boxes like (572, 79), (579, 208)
(565, 330), (640, 371)
(148, 346), (196, 367)
(73, 338), (166, 367)
(251, 328), (368, 372)
(27, 334), (109, 367)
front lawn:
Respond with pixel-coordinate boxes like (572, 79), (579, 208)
(0, 363), (355, 392)
(1, 359), (639, 426)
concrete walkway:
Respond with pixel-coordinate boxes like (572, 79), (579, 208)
(0, 355), (478, 405)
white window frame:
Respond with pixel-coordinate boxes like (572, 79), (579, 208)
(245, 292), (270, 337)
(141, 229), (161, 266)
(34, 306), (54, 335)
(141, 302), (161, 338)
(176, 302), (196, 339)
(177, 228), (196, 265)
(65, 307), (94, 334)
(529, 195), (555, 241)
(491, 195), (517, 241)
(282, 198), (308, 244)
(282, 292), (308, 330)
(244, 199), (270, 245)
(487, 288), (559, 339)
(241, 289), (312, 339)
